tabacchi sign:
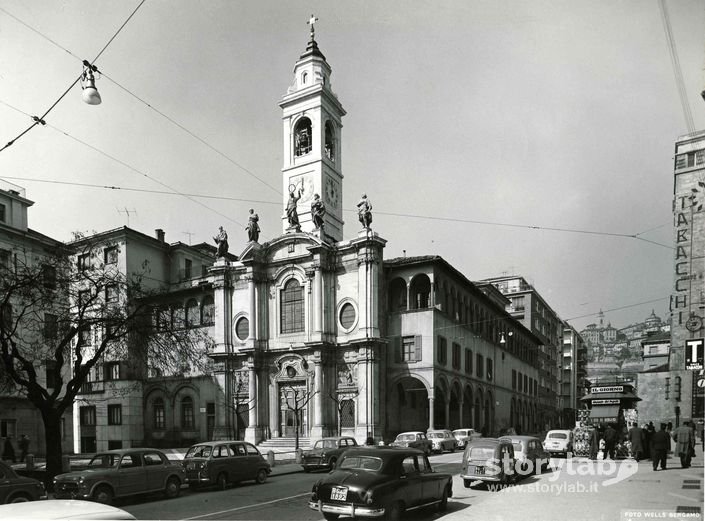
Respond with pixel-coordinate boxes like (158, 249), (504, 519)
(685, 338), (704, 370)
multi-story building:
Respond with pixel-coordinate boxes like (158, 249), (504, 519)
(559, 324), (588, 426)
(69, 227), (230, 453)
(477, 276), (561, 430)
(0, 182), (74, 456)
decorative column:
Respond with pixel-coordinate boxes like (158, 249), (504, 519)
(458, 399), (464, 427)
(428, 396), (435, 431)
(310, 353), (324, 439)
(247, 274), (256, 341)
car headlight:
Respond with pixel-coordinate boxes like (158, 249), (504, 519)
(363, 490), (374, 505)
(311, 482), (319, 501)
(78, 477), (85, 483)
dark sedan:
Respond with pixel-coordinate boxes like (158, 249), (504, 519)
(0, 460), (47, 503)
(302, 436), (358, 472)
(309, 447), (452, 521)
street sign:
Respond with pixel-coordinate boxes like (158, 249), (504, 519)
(685, 338), (704, 370)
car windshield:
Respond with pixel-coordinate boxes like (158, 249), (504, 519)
(512, 442), (524, 452)
(314, 440), (338, 449)
(468, 446), (496, 460)
(428, 433), (443, 439)
(185, 445), (212, 458)
(454, 430), (469, 437)
(548, 433), (568, 440)
(88, 454), (120, 468)
(339, 456), (383, 471)
(397, 434), (416, 441)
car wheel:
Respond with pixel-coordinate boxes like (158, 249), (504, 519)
(385, 501), (404, 521)
(216, 472), (228, 490)
(8, 494), (31, 503)
(93, 485), (114, 505)
(164, 476), (181, 499)
(323, 514), (340, 521)
(438, 486), (449, 512)
(255, 469), (268, 484)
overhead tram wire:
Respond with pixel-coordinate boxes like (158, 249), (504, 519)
(0, 5), (281, 197)
(0, 0), (147, 154)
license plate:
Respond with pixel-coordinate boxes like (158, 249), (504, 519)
(330, 487), (348, 501)
(475, 466), (484, 475)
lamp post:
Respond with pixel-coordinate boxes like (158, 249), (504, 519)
(81, 62), (102, 105)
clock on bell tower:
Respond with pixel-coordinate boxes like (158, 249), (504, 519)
(280, 16), (346, 242)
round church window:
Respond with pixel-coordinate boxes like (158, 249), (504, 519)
(235, 317), (249, 341)
(339, 303), (357, 331)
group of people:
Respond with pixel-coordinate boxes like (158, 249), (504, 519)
(1, 434), (30, 463)
(588, 421), (697, 471)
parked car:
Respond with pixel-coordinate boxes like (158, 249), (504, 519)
(182, 440), (271, 490)
(499, 435), (550, 476)
(309, 447), (452, 521)
(543, 429), (574, 457)
(389, 431), (432, 454)
(460, 437), (516, 488)
(426, 429), (457, 453)
(302, 436), (358, 472)
(53, 448), (183, 504)
(452, 428), (481, 449)
(0, 499), (136, 519)
(0, 460), (47, 504)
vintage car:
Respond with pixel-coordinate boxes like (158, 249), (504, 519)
(460, 437), (516, 488)
(182, 440), (270, 489)
(452, 428), (482, 449)
(389, 431), (432, 454)
(0, 460), (47, 503)
(302, 436), (358, 472)
(426, 429), (457, 453)
(543, 429), (574, 457)
(0, 499), (136, 519)
(499, 435), (551, 476)
(53, 448), (183, 504)
(309, 447), (452, 521)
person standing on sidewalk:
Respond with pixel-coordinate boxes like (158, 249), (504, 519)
(672, 421), (695, 468)
(628, 422), (645, 461)
(589, 427), (601, 460)
(651, 423), (670, 471)
(603, 424), (617, 459)
(18, 435), (29, 463)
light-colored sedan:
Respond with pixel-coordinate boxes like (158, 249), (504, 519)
(427, 429), (458, 453)
(0, 499), (135, 519)
(452, 428), (482, 449)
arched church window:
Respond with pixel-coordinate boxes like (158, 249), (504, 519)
(294, 118), (312, 157)
(302, 72), (308, 85)
(281, 279), (305, 333)
(324, 121), (335, 162)
(201, 295), (214, 326)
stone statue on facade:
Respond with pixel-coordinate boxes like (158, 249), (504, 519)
(357, 193), (372, 229)
(311, 193), (326, 230)
(246, 209), (260, 242)
(287, 186), (303, 229)
(213, 226), (229, 258)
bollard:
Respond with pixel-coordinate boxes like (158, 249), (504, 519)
(62, 454), (71, 472)
(267, 450), (275, 468)
(25, 454), (34, 470)
(295, 448), (303, 464)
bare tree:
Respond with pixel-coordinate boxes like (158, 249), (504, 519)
(0, 236), (213, 482)
(328, 391), (358, 436)
(281, 383), (318, 450)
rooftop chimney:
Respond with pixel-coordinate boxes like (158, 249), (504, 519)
(155, 229), (165, 243)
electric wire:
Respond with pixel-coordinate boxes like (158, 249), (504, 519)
(0, 0), (147, 154)
(0, 5), (281, 197)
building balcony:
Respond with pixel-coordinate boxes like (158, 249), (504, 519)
(78, 381), (104, 394)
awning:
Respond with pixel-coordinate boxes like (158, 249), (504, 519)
(589, 405), (620, 423)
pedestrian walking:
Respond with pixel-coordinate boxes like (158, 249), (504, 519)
(2, 437), (16, 463)
(644, 422), (655, 460)
(589, 427), (601, 460)
(672, 421), (695, 468)
(603, 424), (617, 459)
(651, 423), (670, 471)
(18, 434), (29, 463)
(628, 422), (645, 461)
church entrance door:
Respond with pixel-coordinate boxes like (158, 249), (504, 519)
(279, 381), (308, 437)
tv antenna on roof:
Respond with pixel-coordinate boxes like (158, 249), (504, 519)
(182, 231), (194, 245)
(117, 207), (137, 227)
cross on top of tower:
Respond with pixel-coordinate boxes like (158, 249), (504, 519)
(308, 14), (318, 39)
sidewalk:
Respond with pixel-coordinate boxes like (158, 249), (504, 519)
(443, 451), (704, 521)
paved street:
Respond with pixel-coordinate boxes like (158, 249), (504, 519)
(114, 451), (703, 520)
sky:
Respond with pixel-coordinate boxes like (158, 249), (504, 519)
(1, 1), (704, 333)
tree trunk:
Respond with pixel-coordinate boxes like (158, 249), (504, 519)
(41, 407), (66, 485)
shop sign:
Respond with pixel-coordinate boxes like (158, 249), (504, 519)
(685, 338), (704, 370)
(592, 399), (620, 405)
(591, 386), (624, 393)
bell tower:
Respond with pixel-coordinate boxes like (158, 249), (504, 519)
(280, 16), (346, 242)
